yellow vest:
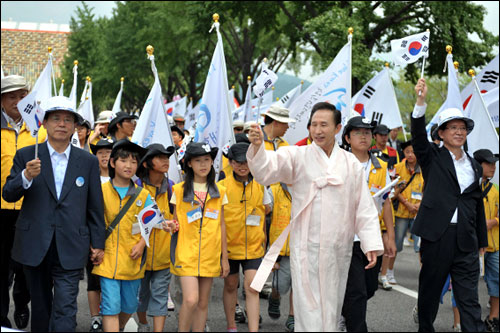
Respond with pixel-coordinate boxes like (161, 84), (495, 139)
(141, 178), (174, 271)
(394, 161), (424, 219)
(218, 174), (266, 260)
(269, 183), (292, 257)
(1, 120), (47, 210)
(92, 181), (149, 280)
(483, 182), (499, 252)
(170, 182), (226, 277)
(367, 157), (394, 231)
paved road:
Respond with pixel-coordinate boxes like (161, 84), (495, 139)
(6, 243), (491, 331)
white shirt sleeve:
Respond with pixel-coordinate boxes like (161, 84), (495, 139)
(412, 103), (427, 118)
(21, 169), (33, 189)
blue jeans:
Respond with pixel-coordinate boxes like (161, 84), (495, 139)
(137, 269), (172, 317)
(484, 251), (499, 297)
(395, 217), (420, 253)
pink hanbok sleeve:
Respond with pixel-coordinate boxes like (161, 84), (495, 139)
(246, 142), (296, 186)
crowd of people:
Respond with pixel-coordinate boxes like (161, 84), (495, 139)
(1, 74), (498, 333)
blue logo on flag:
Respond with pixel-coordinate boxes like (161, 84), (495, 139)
(194, 104), (211, 142)
(323, 88), (347, 111)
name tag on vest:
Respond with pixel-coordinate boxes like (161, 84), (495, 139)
(411, 192), (423, 201)
(246, 215), (261, 226)
(187, 207), (202, 223)
(205, 208), (219, 219)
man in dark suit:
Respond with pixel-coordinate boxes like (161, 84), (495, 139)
(410, 78), (487, 332)
(2, 96), (106, 332)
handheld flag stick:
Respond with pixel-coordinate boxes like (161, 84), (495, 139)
(348, 27), (353, 113)
(146, 45), (184, 182)
(469, 69), (499, 135)
(35, 101), (41, 159)
(418, 29), (430, 96)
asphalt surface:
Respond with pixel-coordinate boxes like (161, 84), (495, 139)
(5, 242), (492, 332)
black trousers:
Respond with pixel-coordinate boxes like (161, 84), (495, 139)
(341, 242), (382, 332)
(418, 224), (485, 332)
(23, 236), (82, 332)
(0, 209), (30, 323)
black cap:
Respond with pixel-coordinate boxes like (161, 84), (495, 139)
(171, 125), (185, 139)
(78, 119), (91, 129)
(342, 116), (376, 147)
(235, 133), (250, 144)
(137, 143), (175, 175)
(108, 139), (147, 178)
(400, 140), (413, 151)
(373, 124), (390, 135)
(227, 143), (250, 163)
(90, 138), (115, 155)
(473, 149), (499, 164)
(183, 142), (218, 170)
(108, 112), (138, 134)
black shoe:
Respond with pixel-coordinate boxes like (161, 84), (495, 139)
(1, 317), (12, 328)
(235, 304), (246, 323)
(14, 309), (29, 329)
(90, 319), (103, 332)
(485, 316), (499, 332)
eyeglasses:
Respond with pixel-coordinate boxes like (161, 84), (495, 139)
(123, 119), (137, 125)
(351, 130), (372, 137)
(445, 126), (467, 133)
(48, 115), (74, 124)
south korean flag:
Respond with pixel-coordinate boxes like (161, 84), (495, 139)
(390, 31), (430, 66)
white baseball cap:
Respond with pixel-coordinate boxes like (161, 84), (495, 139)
(41, 96), (83, 123)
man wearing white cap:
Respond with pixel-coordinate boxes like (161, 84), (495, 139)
(410, 78), (487, 332)
(2, 96), (106, 332)
(1, 75), (47, 329)
(247, 102), (384, 331)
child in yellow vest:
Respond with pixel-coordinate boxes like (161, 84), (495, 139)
(163, 142), (229, 332)
(218, 142), (269, 332)
(135, 144), (176, 332)
(92, 140), (152, 332)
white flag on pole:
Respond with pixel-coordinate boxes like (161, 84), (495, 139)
(243, 81), (253, 122)
(466, 82), (499, 184)
(276, 84), (302, 109)
(136, 203), (165, 247)
(481, 87), (499, 128)
(284, 41), (351, 145)
(79, 79), (89, 108)
(352, 67), (404, 129)
(253, 66), (278, 98)
(17, 57), (53, 137)
(461, 55), (499, 110)
(112, 79), (124, 115)
(425, 53), (463, 138)
(68, 63), (78, 111)
(184, 100), (199, 130)
(77, 81), (94, 128)
(194, 21), (234, 176)
(165, 96), (187, 118)
(131, 54), (181, 184)
(390, 31), (430, 66)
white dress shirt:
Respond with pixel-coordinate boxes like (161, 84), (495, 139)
(22, 141), (72, 199)
(412, 103), (475, 223)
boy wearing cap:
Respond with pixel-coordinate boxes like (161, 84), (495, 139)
(92, 139), (153, 332)
(90, 139), (114, 184)
(108, 111), (138, 141)
(3, 96), (105, 332)
(371, 124), (400, 170)
(340, 115), (396, 331)
(218, 142), (270, 332)
(1, 75), (46, 328)
(411, 78), (487, 332)
(75, 119), (92, 152)
(135, 143), (176, 332)
(171, 125), (185, 149)
(473, 149), (499, 332)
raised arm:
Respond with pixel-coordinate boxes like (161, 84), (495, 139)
(411, 78), (434, 172)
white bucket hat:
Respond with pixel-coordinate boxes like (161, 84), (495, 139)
(261, 104), (296, 123)
(1, 75), (29, 94)
(433, 108), (474, 139)
(41, 96), (83, 123)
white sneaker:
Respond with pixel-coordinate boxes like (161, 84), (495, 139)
(387, 271), (397, 285)
(137, 322), (150, 332)
(412, 304), (418, 324)
(168, 292), (175, 311)
(338, 315), (346, 332)
(379, 275), (392, 290)
(453, 323), (462, 332)
(403, 237), (411, 247)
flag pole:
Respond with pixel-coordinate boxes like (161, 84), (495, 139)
(469, 69), (499, 139)
(146, 45), (184, 181)
(348, 27), (353, 115)
(48, 47), (57, 97)
(386, 62), (408, 141)
(418, 29), (430, 96)
(35, 101), (41, 159)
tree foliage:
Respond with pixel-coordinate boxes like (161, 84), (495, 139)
(61, 1), (498, 118)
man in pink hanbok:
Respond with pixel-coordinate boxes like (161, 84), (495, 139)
(247, 102), (384, 331)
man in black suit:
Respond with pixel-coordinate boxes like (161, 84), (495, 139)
(410, 78), (487, 332)
(2, 96), (106, 332)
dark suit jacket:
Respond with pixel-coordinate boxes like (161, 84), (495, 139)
(2, 141), (105, 270)
(410, 115), (487, 252)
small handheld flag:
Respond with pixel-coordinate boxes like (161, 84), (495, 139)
(136, 203), (165, 247)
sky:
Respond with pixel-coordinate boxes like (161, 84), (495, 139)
(2, 1), (499, 81)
